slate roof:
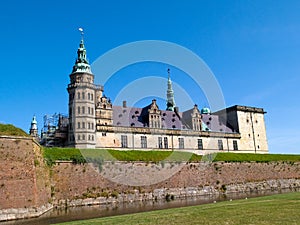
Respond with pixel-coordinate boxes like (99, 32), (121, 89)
(201, 114), (234, 133)
(112, 105), (235, 133)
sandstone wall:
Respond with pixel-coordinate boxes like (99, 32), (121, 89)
(0, 136), (51, 214)
(51, 160), (300, 203)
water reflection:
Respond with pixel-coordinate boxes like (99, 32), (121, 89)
(2, 188), (299, 225)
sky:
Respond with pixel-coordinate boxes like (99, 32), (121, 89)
(0, 0), (299, 154)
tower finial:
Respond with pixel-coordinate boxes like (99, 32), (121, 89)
(167, 68), (170, 79)
(78, 27), (84, 41)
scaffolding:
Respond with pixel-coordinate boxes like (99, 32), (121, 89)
(40, 113), (68, 147)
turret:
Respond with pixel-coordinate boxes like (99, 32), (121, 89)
(29, 115), (38, 138)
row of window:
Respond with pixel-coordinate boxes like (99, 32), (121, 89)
(78, 106), (94, 115)
(120, 136), (238, 150)
(77, 134), (94, 141)
(77, 92), (94, 101)
(77, 122), (94, 130)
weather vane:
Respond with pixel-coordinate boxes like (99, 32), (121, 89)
(78, 27), (84, 40)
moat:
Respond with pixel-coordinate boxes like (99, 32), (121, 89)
(2, 189), (299, 225)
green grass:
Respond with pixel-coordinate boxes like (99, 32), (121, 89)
(43, 148), (203, 165)
(55, 191), (300, 225)
(0, 123), (29, 137)
(214, 152), (300, 162)
(43, 147), (300, 165)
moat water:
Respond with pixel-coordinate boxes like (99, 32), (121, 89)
(2, 189), (299, 225)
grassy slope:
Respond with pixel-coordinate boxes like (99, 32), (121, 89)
(0, 124), (29, 137)
(56, 191), (300, 225)
(43, 147), (300, 164)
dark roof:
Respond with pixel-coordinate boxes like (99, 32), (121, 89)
(214, 105), (266, 114)
(201, 114), (234, 133)
(113, 105), (236, 133)
(113, 106), (183, 129)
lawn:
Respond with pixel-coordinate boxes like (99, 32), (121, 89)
(43, 147), (300, 165)
(55, 191), (300, 225)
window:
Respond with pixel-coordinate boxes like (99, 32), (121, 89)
(91, 94), (93, 101)
(88, 135), (91, 140)
(164, 137), (168, 149)
(82, 122), (85, 129)
(121, 135), (128, 148)
(77, 122), (80, 129)
(77, 92), (80, 99)
(88, 93), (90, 100)
(218, 139), (223, 150)
(158, 137), (163, 149)
(82, 92), (85, 99)
(88, 107), (90, 114)
(141, 136), (147, 148)
(82, 106), (85, 114)
(91, 123), (94, 130)
(88, 122), (90, 129)
(77, 135), (80, 140)
(102, 132), (106, 136)
(233, 140), (238, 150)
(78, 106), (80, 114)
(91, 135), (94, 141)
(82, 135), (85, 140)
(198, 139), (203, 150)
(178, 138), (184, 149)
(91, 108), (94, 115)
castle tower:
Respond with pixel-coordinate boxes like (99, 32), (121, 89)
(29, 115), (38, 138)
(166, 69), (176, 111)
(67, 31), (101, 149)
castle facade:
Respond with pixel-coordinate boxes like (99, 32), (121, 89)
(63, 38), (268, 154)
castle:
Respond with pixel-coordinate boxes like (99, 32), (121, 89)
(30, 37), (268, 154)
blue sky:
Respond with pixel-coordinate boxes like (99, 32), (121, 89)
(0, 0), (299, 154)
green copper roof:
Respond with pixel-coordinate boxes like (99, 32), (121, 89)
(72, 39), (92, 73)
(166, 69), (176, 111)
(201, 107), (211, 114)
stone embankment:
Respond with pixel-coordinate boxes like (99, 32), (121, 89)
(54, 178), (300, 208)
(1, 136), (300, 221)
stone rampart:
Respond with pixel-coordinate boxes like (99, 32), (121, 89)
(0, 136), (299, 221)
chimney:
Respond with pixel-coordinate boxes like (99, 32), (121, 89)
(123, 100), (127, 108)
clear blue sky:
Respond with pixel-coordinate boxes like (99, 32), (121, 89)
(0, 0), (299, 154)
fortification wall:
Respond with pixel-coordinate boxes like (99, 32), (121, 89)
(0, 136), (51, 220)
(0, 136), (299, 221)
(51, 160), (300, 205)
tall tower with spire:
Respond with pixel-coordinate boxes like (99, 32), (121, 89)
(67, 29), (101, 148)
(166, 68), (176, 111)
